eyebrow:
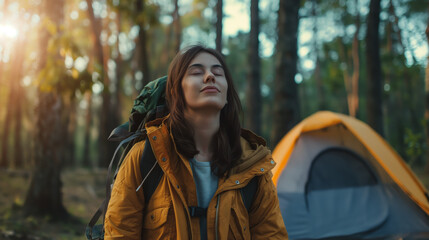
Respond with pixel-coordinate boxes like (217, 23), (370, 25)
(188, 63), (224, 69)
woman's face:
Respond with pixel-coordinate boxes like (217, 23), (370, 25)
(181, 52), (228, 112)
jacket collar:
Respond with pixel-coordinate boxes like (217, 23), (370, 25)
(145, 115), (276, 181)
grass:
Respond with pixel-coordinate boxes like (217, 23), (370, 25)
(0, 168), (107, 240)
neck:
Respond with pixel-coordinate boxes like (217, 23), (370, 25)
(184, 109), (221, 162)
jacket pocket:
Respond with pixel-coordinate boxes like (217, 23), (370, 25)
(143, 206), (169, 229)
(142, 204), (176, 240)
(229, 206), (251, 240)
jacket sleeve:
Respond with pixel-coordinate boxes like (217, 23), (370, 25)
(249, 171), (288, 239)
(104, 141), (146, 240)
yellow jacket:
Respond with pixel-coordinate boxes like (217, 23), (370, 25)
(104, 117), (288, 239)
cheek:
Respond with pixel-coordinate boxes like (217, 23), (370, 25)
(222, 81), (228, 102)
(181, 80), (197, 103)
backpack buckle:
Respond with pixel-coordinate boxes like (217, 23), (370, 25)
(188, 206), (207, 217)
(85, 224), (104, 240)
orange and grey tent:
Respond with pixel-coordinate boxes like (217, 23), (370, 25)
(272, 111), (429, 239)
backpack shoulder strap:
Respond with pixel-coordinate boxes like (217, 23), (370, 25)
(187, 177), (259, 218)
(240, 176), (259, 212)
(139, 139), (164, 202)
(139, 139), (257, 214)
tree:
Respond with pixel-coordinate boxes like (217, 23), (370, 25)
(23, 0), (68, 218)
(311, 0), (326, 110)
(215, 0), (223, 53)
(338, 0), (360, 117)
(0, 0), (25, 169)
(86, 0), (118, 167)
(245, 0), (261, 135)
(384, 0), (407, 159)
(82, 91), (93, 168)
(366, 0), (383, 136)
(425, 1), (429, 169)
(173, 0), (182, 52)
(271, 0), (301, 146)
(135, 0), (151, 87)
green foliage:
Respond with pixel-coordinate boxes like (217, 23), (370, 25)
(34, 15), (92, 97)
(225, 32), (249, 103)
(405, 127), (426, 166)
(407, 0), (429, 14)
(181, 0), (213, 34)
(108, 0), (161, 26)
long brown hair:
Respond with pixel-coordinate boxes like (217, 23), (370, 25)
(166, 45), (242, 177)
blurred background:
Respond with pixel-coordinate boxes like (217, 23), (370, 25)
(0, 0), (428, 238)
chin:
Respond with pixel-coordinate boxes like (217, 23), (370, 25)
(191, 102), (226, 112)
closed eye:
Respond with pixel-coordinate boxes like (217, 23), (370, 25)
(212, 67), (224, 76)
(188, 67), (204, 75)
(190, 71), (203, 75)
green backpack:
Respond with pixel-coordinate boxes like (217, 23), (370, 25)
(85, 76), (258, 240)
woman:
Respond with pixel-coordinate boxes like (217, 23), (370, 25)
(104, 45), (288, 239)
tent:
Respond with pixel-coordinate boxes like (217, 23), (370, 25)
(272, 111), (429, 240)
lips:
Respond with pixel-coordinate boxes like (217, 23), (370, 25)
(200, 86), (220, 92)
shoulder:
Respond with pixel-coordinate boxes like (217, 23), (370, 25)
(125, 139), (146, 164)
(116, 140), (147, 184)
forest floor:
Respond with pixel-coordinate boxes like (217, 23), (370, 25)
(1, 167), (429, 239)
(0, 168), (106, 240)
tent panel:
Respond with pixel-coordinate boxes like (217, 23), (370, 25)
(276, 126), (390, 194)
(280, 184), (429, 239)
(340, 115), (429, 214)
(306, 148), (377, 191)
(280, 186), (389, 239)
(273, 111), (429, 214)
(360, 185), (429, 239)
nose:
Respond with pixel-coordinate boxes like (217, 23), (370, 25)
(204, 72), (216, 83)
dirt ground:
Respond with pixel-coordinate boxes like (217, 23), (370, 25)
(0, 168), (106, 240)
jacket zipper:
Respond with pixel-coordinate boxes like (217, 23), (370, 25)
(215, 194), (220, 240)
(186, 205), (193, 240)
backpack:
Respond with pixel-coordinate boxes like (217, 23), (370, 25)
(85, 76), (259, 240)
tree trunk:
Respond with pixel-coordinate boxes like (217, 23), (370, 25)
(366, 0), (383, 136)
(1, 0), (13, 168)
(337, 37), (353, 115)
(424, 2), (429, 171)
(351, 2), (360, 118)
(135, 0), (151, 87)
(86, 0), (114, 167)
(271, 0), (300, 146)
(113, 10), (123, 126)
(246, 0), (261, 135)
(311, 0), (325, 110)
(337, 3), (360, 118)
(0, 49), (3, 85)
(163, 23), (173, 68)
(385, 0), (406, 157)
(82, 91), (93, 168)
(0, 31), (26, 169)
(215, 0), (223, 53)
(173, 0), (182, 52)
(0, 90), (12, 169)
(24, 92), (68, 218)
(63, 97), (77, 167)
(24, 0), (68, 218)
(385, 0), (394, 144)
(12, 40), (24, 168)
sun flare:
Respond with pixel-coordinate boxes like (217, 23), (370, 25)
(0, 24), (18, 40)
